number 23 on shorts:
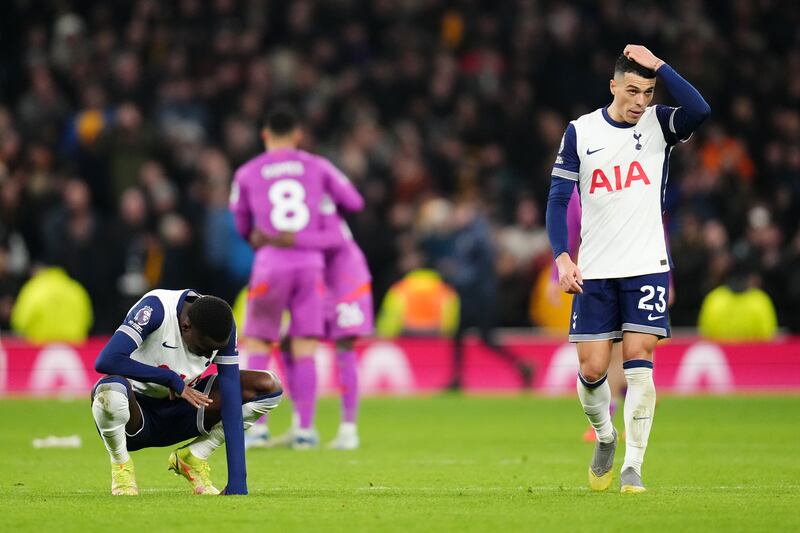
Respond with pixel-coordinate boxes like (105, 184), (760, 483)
(638, 284), (666, 316)
(627, 272), (670, 333)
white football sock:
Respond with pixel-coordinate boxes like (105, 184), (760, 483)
(242, 393), (282, 431)
(189, 423), (225, 460)
(622, 363), (656, 476)
(338, 422), (357, 436)
(189, 392), (283, 460)
(577, 374), (615, 444)
(91, 385), (131, 464)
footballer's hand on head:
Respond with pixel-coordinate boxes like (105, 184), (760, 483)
(623, 44), (664, 71)
(178, 387), (213, 408)
(555, 253), (584, 294)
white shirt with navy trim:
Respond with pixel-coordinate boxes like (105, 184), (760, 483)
(117, 289), (239, 398)
(552, 105), (681, 279)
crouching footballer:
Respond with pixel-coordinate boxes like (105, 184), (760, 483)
(91, 289), (283, 495)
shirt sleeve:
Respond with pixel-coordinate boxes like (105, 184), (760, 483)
(551, 123), (580, 181)
(546, 177), (576, 259)
(654, 64), (711, 144)
(94, 296), (186, 393)
(214, 322), (247, 494)
(547, 124), (580, 259)
(229, 169), (253, 240)
(116, 295), (165, 346)
(320, 158), (365, 213)
(550, 185), (581, 282)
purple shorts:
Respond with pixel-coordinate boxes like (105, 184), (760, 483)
(244, 266), (326, 341)
(324, 245), (374, 340)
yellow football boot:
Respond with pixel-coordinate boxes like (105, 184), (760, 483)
(111, 459), (139, 496)
(620, 467), (647, 493)
(588, 429), (617, 492)
(168, 447), (220, 495)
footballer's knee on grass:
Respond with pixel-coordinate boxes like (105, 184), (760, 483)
(240, 370), (283, 428)
(240, 369), (283, 402)
(92, 375), (142, 434)
(202, 370), (283, 428)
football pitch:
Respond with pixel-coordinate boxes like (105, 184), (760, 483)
(1, 395), (798, 532)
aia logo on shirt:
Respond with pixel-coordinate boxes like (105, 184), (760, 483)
(589, 161), (650, 193)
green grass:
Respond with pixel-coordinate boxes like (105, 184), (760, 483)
(1, 395), (799, 532)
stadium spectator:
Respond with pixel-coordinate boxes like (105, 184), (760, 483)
(0, 244), (24, 330)
(496, 196), (551, 327)
(42, 178), (114, 331)
(432, 195), (533, 390)
(107, 186), (157, 317)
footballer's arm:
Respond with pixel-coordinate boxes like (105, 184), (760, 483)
(214, 322), (248, 495)
(624, 45), (711, 141)
(230, 168), (254, 241)
(95, 297), (186, 396)
(546, 122), (584, 294)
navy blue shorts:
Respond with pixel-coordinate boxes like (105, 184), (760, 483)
(569, 272), (671, 342)
(91, 375), (217, 451)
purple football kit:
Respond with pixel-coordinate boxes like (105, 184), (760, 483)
(323, 220), (374, 340)
(230, 148), (364, 342)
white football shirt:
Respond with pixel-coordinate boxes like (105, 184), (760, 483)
(117, 289), (238, 398)
(552, 105), (689, 279)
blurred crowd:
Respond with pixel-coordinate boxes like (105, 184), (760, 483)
(0, 0), (798, 337)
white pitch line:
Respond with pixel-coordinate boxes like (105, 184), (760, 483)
(355, 486), (800, 493)
(60, 485), (800, 496)
(265, 485), (800, 494)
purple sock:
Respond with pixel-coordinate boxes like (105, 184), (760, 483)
(336, 350), (359, 424)
(609, 398), (617, 419)
(292, 357), (317, 430)
(279, 349), (294, 398)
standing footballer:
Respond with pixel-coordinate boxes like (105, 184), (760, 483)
(546, 45), (710, 493)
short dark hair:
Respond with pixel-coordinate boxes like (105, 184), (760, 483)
(188, 295), (234, 344)
(614, 55), (656, 79)
(263, 105), (299, 135)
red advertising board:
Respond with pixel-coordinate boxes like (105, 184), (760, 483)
(1, 336), (798, 396)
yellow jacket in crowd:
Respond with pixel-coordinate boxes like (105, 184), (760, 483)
(698, 285), (777, 342)
(11, 267), (93, 344)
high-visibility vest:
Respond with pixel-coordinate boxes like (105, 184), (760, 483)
(698, 285), (777, 341)
(377, 270), (459, 337)
(11, 267), (93, 344)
